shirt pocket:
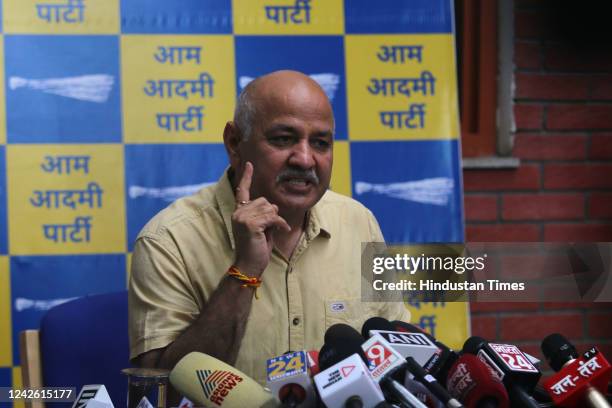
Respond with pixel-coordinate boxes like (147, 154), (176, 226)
(324, 298), (375, 334)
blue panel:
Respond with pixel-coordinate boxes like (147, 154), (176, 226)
(10, 254), (126, 365)
(351, 140), (464, 244)
(125, 144), (228, 250)
(0, 368), (11, 408)
(5, 35), (121, 143)
(121, 0), (232, 34)
(0, 147), (6, 255)
(344, 0), (453, 34)
(234, 36), (348, 140)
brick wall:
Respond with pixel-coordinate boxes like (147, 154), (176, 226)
(464, 0), (612, 367)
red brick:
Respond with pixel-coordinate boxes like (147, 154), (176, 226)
(464, 165), (541, 191)
(543, 302), (590, 311)
(470, 302), (540, 313)
(544, 44), (612, 72)
(544, 164), (612, 189)
(464, 195), (498, 221)
(471, 316), (497, 340)
(540, 284), (597, 304)
(500, 253), (574, 280)
(590, 193), (612, 219)
(543, 303), (612, 312)
(547, 105), (612, 130)
(590, 133), (612, 159)
(515, 104), (544, 130)
(515, 42), (541, 70)
(514, 134), (587, 160)
(544, 224), (612, 241)
(588, 312), (612, 339)
(502, 194), (584, 221)
(591, 75), (612, 100)
(466, 224), (540, 242)
(500, 313), (584, 341)
(516, 73), (589, 100)
(515, 10), (544, 39)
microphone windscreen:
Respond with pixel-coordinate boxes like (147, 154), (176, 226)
(462, 336), (488, 355)
(324, 323), (363, 345)
(446, 354), (509, 408)
(319, 325), (366, 371)
(361, 317), (394, 338)
(169, 352), (277, 408)
(540, 333), (578, 371)
(319, 336), (366, 371)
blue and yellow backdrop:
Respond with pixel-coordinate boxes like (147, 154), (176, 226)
(0, 0), (466, 399)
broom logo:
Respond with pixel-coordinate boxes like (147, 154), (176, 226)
(9, 74), (114, 103)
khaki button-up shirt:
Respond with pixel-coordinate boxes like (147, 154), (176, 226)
(129, 171), (410, 384)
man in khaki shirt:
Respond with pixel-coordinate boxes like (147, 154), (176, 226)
(129, 70), (410, 385)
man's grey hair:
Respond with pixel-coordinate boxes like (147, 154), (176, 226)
(233, 80), (258, 141)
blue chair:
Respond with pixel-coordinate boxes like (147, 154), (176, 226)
(20, 291), (130, 408)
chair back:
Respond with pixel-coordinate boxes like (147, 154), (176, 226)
(39, 291), (130, 408)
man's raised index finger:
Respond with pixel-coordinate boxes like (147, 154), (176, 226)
(235, 161), (253, 203)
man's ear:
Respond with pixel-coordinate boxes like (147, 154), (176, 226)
(223, 121), (242, 168)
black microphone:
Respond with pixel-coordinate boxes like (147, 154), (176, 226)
(319, 323), (367, 371)
(463, 337), (540, 408)
(390, 320), (460, 384)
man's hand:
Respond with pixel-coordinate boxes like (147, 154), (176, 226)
(231, 162), (291, 277)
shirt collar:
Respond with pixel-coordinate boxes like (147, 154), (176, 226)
(215, 168), (332, 250)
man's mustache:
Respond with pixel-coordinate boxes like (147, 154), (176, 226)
(276, 168), (320, 185)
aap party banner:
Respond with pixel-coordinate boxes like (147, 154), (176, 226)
(0, 0), (466, 395)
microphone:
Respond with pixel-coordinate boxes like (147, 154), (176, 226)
(313, 353), (386, 408)
(446, 354), (509, 408)
(320, 323), (368, 371)
(362, 318), (463, 408)
(389, 320), (460, 383)
(322, 323), (427, 408)
(403, 377), (445, 408)
(541, 333), (612, 408)
(169, 352), (277, 408)
(306, 350), (320, 376)
(72, 385), (114, 408)
(317, 324), (388, 407)
(362, 318), (442, 369)
(462, 337), (540, 408)
(266, 350), (317, 407)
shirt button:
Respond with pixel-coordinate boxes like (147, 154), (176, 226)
(292, 317), (301, 326)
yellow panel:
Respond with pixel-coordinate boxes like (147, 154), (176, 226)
(233, 0), (343, 35)
(12, 367), (24, 408)
(122, 35), (236, 144)
(0, 256), (11, 366)
(407, 302), (470, 351)
(7, 145), (126, 255)
(3, 0), (120, 34)
(330, 141), (351, 197)
(345, 35), (459, 141)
